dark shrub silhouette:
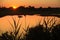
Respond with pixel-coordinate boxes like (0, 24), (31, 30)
(24, 24), (60, 40)
(23, 17), (56, 40)
(0, 24), (60, 40)
(25, 25), (51, 40)
(52, 24), (60, 40)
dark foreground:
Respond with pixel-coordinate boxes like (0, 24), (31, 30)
(0, 18), (60, 40)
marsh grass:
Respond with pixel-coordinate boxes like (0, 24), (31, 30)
(24, 24), (60, 40)
(0, 17), (23, 40)
(0, 16), (60, 40)
(23, 17), (58, 40)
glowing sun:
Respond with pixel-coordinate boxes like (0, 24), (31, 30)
(12, 6), (17, 9)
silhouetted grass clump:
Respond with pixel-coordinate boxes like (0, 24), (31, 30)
(24, 24), (60, 40)
(0, 17), (23, 40)
(52, 24), (60, 40)
(0, 23), (60, 40)
(24, 25), (51, 40)
(0, 16), (60, 40)
(0, 32), (15, 40)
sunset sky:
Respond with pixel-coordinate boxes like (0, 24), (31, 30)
(0, 0), (60, 8)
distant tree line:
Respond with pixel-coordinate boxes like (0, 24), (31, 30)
(0, 6), (60, 17)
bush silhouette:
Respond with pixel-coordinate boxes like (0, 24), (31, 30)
(24, 24), (60, 40)
(25, 25), (51, 40)
(0, 24), (60, 40)
(52, 24), (60, 40)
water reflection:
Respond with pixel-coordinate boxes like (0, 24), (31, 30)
(0, 15), (60, 35)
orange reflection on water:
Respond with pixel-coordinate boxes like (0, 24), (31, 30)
(0, 15), (60, 35)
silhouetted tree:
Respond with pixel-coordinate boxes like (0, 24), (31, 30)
(0, 7), (13, 17)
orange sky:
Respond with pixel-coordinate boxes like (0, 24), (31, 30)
(0, 0), (60, 8)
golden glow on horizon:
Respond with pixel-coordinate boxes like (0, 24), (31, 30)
(12, 6), (17, 9)
(0, 0), (60, 8)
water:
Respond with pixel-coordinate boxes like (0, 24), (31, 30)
(0, 15), (60, 35)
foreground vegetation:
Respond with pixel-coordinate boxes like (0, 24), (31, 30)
(0, 17), (60, 40)
(0, 24), (60, 40)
